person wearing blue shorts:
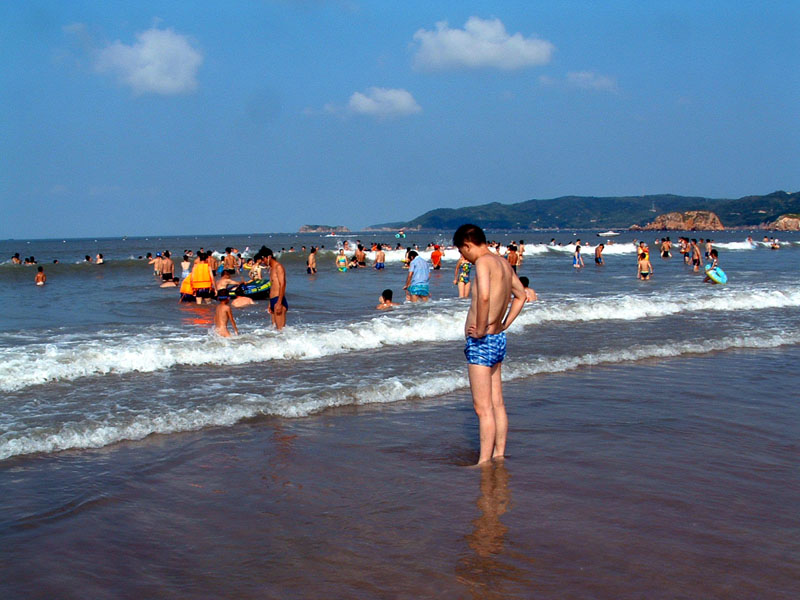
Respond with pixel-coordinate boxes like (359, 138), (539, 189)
(454, 224), (526, 465)
(403, 250), (431, 302)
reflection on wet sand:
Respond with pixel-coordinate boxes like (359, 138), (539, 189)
(456, 461), (530, 599)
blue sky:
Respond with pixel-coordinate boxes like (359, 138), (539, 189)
(2, 1), (799, 238)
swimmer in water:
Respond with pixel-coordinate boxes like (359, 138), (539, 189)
(573, 245), (584, 269)
(336, 249), (348, 272)
(703, 249), (721, 284)
(454, 255), (472, 298)
(376, 288), (400, 310)
(35, 266), (46, 286)
(374, 245), (386, 270)
(595, 244), (604, 265)
(637, 251), (653, 280)
(160, 277), (179, 288)
(518, 276), (537, 302)
(214, 292), (239, 337)
(307, 247), (317, 274)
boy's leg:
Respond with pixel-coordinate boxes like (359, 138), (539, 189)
(490, 363), (507, 459)
(468, 363), (496, 464)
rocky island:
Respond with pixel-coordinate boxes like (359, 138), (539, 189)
(764, 215), (800, 231)
(640, 210), (724, 231)
(299, 225), (350, 233)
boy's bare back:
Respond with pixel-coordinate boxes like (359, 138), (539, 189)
(214, 303), (237, 337)
(465, 252), (524, 337)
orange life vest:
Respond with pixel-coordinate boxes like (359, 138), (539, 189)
(180, 276), (194, 295)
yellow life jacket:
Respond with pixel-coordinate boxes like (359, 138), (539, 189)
(191, 263), (213, 289)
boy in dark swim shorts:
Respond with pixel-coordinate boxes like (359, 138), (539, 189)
(453, 224), (526, 465)
(269, 296), (289, 313)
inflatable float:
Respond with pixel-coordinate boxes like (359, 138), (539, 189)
(226, 279), (272, 300)
(704, 264), (728, 284)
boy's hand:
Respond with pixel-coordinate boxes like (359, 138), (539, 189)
(466, 324), (486, 338)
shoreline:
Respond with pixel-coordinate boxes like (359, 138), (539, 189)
(2, 348), (798, 599)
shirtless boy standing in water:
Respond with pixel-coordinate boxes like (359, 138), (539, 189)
(214, 292), (239, 337)
(262, 248), (287, 330)
(453, 224), (526, 465)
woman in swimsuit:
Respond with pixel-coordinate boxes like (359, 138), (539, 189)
(453, 256), (472, 298)
(336, 249), (348, 272)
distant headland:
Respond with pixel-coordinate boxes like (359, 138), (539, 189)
(368, 190), (800, 231)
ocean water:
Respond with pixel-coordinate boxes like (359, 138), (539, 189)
(2, 230), (798, 598)
(1, 230), (797, 460)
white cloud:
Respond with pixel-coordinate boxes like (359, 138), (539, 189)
(412, 17), (554, 71)
(566, 71), (618, 93)
(95, 27), (203, 95)
(346, 87), (422, 118)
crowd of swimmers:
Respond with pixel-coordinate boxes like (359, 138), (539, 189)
(562, 235), (730, 283)
(13, 230), (762, 327)
(133, 237), (540, 336)
(147, 246), (288, 335)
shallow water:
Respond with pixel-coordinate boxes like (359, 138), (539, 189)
(1, 230), (799, 597)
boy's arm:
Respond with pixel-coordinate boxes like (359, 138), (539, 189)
(229, 310), (238, 335)
(403, 267), (413, 289)
(277, 266), (286, 302)
(502, 274), (526, 331)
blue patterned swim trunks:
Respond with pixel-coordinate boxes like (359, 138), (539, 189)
(464, 332), (507, 367)
(407, 283), (429, 297)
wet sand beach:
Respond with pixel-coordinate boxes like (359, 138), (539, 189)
(3, 347), (798, 599)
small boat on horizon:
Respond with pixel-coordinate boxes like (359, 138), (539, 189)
(598, 231), (621, 237)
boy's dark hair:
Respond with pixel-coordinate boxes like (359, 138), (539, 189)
(407, 250), (418, 259)
(260, 246), (274, 258)
(37, 266), (44, 272)
(710, 249), (718, 257)
(382, 288), (393, 301)
(519, 276), (529, 287)
(226, 247), (232, 253)
(453, 224), (486, 248)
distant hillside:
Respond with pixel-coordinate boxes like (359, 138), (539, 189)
(370, 191), (800, 230)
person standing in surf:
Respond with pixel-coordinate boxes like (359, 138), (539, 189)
(262, 248), (287, 330)
(454, 224), (526, 465)
(573, 245), (584, 269)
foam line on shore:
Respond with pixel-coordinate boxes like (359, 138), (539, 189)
(2, 284), (800, 392)
(2, 329), (797, 460)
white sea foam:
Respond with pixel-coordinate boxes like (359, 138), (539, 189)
(2, 329), (798, 460)
(545, 243), (637, 255)
(714, 240), (758, 250)
(3, 284), (800, 393)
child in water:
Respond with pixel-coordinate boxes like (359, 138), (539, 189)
(35, 266), (46, 286)
(214, 292), (239, 337)
(376, 289), (400, 310)
(637, 251), (653, 280)
(518, 276), (538, 302)
(703, 249), (723, 284)
(573, 246), (584, 269)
